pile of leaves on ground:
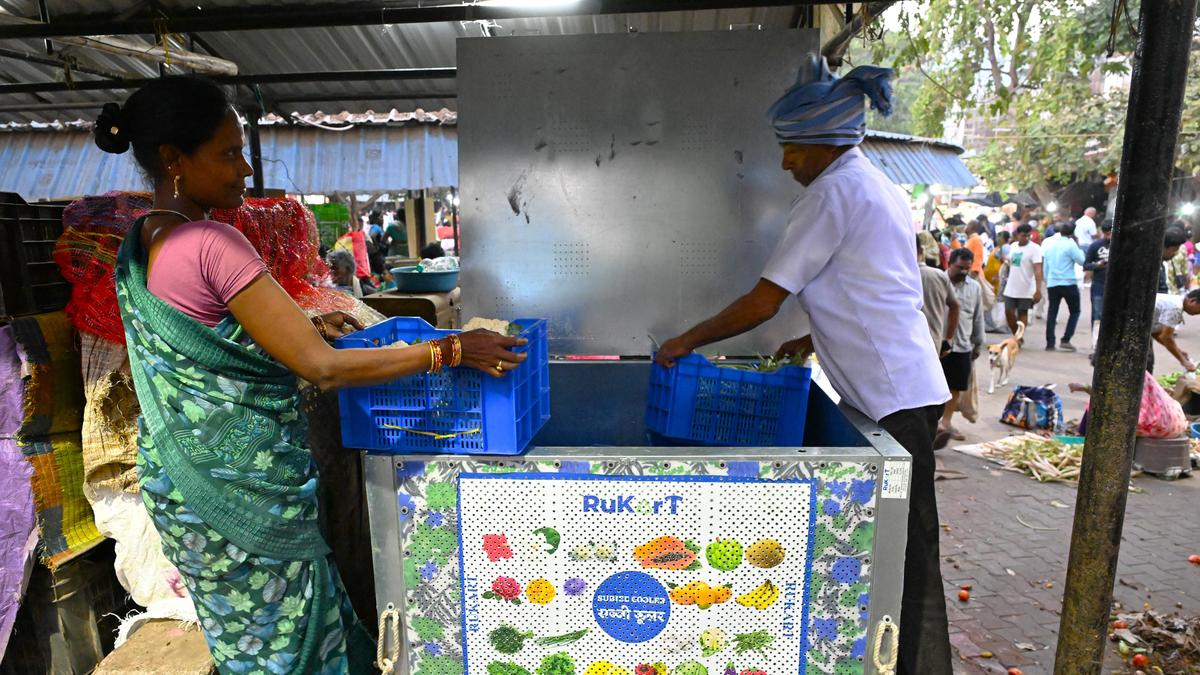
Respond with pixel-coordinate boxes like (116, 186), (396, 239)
(977, 433), (1083, 484)
(1110, 608), (1200, 673)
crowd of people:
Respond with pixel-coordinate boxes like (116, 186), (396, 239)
(916, 203), (1200, 443)
(317, 208), (451, 298)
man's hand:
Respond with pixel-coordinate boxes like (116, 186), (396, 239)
(1182, 352), (1196, 372)
(939, 340), (952, 358)
(774, 335), (814, 363)
(1033, 289), (1043, 304)
(652, 279), (791, 368)
(972, 346), (982, 360)
(655, 336), (693, 368)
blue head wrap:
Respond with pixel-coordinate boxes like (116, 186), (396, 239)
(767, 54), (894, 146)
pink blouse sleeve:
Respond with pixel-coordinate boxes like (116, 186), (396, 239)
(198, 222), (269, 304)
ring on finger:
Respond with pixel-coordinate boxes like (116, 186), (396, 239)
(496, 361), (504, 371)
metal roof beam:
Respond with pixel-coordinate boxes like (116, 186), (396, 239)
(0, 46), (128, 79)
(0, 1), (841, 39)
(270, 92), (458, 104)
(0, 67), (456, 96)
(0, 101), (104, 112)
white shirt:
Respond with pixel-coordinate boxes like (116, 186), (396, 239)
(1004, 241), (1043, 299)
(1154, 293), (1185, 331)
(1075, 215), (1097, 248)
(761, 147), (950, 422)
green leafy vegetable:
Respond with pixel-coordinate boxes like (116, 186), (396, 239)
(535, 629), (588, 646)
(487, 661), (532, 675)
(733, 630), (775, 656)
(1158, 371), (1185, 389)
(536, 652), (576, 675)
(533, 527), (561, 554)
(489, 625), (533, 654)
(672, 661), (709, 675)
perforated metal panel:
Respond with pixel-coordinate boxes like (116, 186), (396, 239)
(458, 30), (821, 355)
(365, 451), (906, 675)
(363, 375), (913, 675)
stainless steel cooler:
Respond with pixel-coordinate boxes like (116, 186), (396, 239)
(362, 362), (911, 675)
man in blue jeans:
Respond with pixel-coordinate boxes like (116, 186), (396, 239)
(1042, 222), (1086, 351)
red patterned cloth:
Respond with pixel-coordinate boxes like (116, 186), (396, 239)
(55, 193), (353, 344)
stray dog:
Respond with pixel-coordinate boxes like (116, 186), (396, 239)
(987, 321), (1025, 394)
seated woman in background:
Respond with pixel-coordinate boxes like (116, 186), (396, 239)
(326, 249), (361, 297)
(96, 75), (525, 674)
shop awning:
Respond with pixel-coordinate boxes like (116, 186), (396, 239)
(0, 123), (458, 200)
(861, 130), (978, 188)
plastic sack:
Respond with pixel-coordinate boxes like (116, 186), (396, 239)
(417, 256), (460, 272)
(1079, 372), (1188, 438)
(1000, 385), (1064, 433)
(959, 367), (980, 424)
(1137, 371), (1188, 438)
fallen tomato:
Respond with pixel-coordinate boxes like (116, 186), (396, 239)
(958, 589), (971, 602)
(1131, 654), (1148, 668)
(1112, 620), (1128, 630)
(1007, 668), (1023, 675)
(1188, 554), (1200, 565)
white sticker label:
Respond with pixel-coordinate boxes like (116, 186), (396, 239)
(881, 461), (911, 500)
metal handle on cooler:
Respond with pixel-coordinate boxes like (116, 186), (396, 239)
(376, 603), (401, 674)
(871, 614), (899, 675)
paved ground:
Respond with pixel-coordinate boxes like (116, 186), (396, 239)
(937, 293), (1200, 674)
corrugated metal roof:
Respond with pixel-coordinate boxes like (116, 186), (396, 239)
(0, 107), (458, 131)
(0, 121), (974, 199)
(861, 132), (978, 188)
(0, 123), (459, 199)
(0, 1), (802, 124)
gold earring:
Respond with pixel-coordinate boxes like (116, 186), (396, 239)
(173, 174), (181, 199)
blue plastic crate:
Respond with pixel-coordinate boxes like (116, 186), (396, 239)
(335, 317), (549, 455)
(646, 354), (811, 446)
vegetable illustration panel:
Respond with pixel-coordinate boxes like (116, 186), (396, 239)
(457, 473), (817, 674)
(395, 460), (880, 675)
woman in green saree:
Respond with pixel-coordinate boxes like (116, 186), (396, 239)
(96, 76), (526, 674)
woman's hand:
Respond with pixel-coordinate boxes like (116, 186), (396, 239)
(312, 311), (365, 342)
(458, 329), (528, 378)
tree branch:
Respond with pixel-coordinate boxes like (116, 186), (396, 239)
(1010, 7), (1031, 92)
(900, 16), (964, 102)
(977, 0), (1004, 91)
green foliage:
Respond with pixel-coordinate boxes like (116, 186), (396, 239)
(869, 0), (1200, 188)
(969, 80), (1128, 189)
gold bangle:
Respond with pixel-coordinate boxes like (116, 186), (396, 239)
(431, 341), (444, 373)
(449, 335), (463, 368)
(427, 342), (438, 373)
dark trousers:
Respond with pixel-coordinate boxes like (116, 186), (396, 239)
(1046, 284), (1081, 347)
(1091, 285), (1105, 326)
(879, 404), (952, 675)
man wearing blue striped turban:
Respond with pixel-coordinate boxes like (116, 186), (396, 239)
(658, 55), (952, 675)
